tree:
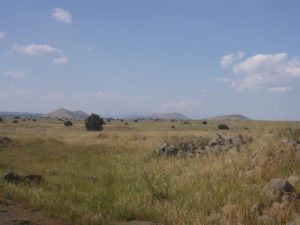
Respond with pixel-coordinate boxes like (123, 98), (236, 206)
(64, 121), (73, 127)
(85, 114), (105, 131)
(0, 117), (3, 122)
(218, 124), (229, 130)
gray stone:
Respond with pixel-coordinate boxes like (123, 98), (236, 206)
(261, 178), (296, 202)
(288, 175), (300, 187)
(165, 145), (177, 156)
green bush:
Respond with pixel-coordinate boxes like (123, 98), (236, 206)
(85, 113), (105, 131)
(64, 121), (73, 127)
(218, 124), (229, 130)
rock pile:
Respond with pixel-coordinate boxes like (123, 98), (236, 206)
(155, 133), (249, 157)
(250, 177), (300, 224)
(0, 136), (12, 148)
(205, 133), (248, 153)
(3, 172), (43, 184)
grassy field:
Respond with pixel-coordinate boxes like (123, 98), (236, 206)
(1, 118), (300, 225)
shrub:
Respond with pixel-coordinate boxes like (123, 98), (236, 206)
(134, 119), (138, 122)
(183, 121), (189, 124)
(0, 117), (3, 122)
(202, 120), (208, 125)
(171, 125), (175, 129)
(85, 114), (105, 131)
(125, 122), (129, 125)
(32, 119), (37, 122)
(13, 120), (18, 123)
(120, 119), (124, 122)
(218, 124), (229, 130)
(14, 116), (20, 120)
(64, 121), (73, 127)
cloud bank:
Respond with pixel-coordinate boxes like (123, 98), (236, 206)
(11, 44), (63, 56)
(219, 52), (300, 93)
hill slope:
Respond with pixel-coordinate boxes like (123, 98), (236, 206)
(147, 112), (188, 120)
(208, 114), (250, 121)
(47, 108), (88, 120)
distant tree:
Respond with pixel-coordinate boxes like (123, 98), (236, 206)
(85, 114), (105, 131)
(202, 120), (208, 125)
(134, 119), (138, 122)
(32, 119), (37, 122)
(120, 119), (124, 122)
(14, 116), (20, 120)
(64, 121), (73, 127)
(0, 117), (3, 122)
(218, 124), (229, 130)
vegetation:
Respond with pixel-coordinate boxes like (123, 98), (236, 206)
(85, 113), (105, 131)
(64, 121), (73, 127)
(0, 117), (3, 122)
(0, 119), (300, 225)
(218, 123), (229, 130)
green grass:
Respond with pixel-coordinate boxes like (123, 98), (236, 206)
(0, 118), (300, 224)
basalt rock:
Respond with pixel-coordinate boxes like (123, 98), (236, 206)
(154, 133), (249, 157)
(3, 172), (43, 184)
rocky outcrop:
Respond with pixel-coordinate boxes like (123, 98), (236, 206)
(3, 172), (43, 184)
(154, 133), (249, 157)
(261, 178), (296, 203)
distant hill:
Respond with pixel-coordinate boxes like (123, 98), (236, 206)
(147, 112), (189, 120)
(0, 112), (42, 118)
(208, 114), (250, 121)
(47, 108), (88, 120)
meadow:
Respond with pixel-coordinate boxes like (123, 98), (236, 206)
(0, 117), (300, 225)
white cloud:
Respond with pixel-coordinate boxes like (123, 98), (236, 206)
(220, 52), (300, 93)
(52, 57), (68, 64)
(42, 92), (65, 100)
(0, 31), (5, 40)
(52, 8), (72, 24)
(5, 71), (26, 79)
(267, 86), (291, 93)
(11, 44), (63, 56)
(88, 46), (94, 52)
(220, 51), (244, 68)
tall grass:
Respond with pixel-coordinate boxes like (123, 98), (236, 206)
(0, 119), (300, 224)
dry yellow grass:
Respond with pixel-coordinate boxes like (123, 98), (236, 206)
(0, 117), (300, 225)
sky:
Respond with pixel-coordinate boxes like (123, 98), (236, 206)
(1, 0), (300, 120)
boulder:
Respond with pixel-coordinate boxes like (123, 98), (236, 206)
(3, 172), (43, 184)
(165, 145), (177, 156)
(261, 178), (296, 202)
(288, 175), (300, 190)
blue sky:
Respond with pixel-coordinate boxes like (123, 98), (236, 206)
(1, 0), (300, 120)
